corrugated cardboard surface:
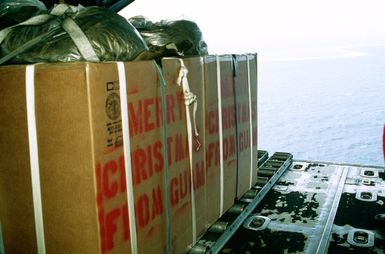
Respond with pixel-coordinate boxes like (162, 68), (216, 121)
(204, 55), (222, 225)
(35, 63), (100, 253)
(218, 56), (238, 209)
(89, 59), (202, 253)
(0, 65), (38, 253)
(139, 59), (194, 253)
(90, 61), (175, 254)
(0, 54), (257, 253)
(235, 55), (257, 196)
(162, 57), (208, 243)
(204, 55), (238, 225)
(249, 55), (258, 184)
(87, 62), (135, 254)
(0, 59), (205, 254)
(203, 54), (258, 225)
(181, 57), (207, 238)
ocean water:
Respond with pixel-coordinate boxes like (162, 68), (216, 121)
(258, 44), (385, 166)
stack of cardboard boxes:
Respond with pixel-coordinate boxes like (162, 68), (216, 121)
(0, 54), (257, 253)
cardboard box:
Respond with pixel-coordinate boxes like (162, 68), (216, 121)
(248, 54), (258, 185)
(0, 62), (104, 254)
(0, 60), (203, 254)
(234, 55), (258, 196)
(203, 54), (258, 226)
(204, 55), (237, 224)
(161, 57), (207, 241)
(0, 53), (257, 253)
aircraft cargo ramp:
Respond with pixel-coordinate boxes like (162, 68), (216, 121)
(189, 151), (385, 254)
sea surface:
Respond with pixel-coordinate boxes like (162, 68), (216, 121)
(258, 44), (385, 166)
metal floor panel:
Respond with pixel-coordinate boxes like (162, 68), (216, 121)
(220, 161), (385, 254)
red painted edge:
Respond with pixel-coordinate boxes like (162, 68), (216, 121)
(383, 125), (385, 164)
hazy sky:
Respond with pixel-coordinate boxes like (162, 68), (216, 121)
(120, 0), (385, 58)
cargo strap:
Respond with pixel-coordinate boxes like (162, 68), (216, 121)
(0, 221), (5, 254)
(25, 65), (46, 254)
(231, 55), (241, 197)
(0, 14), (54, 64)
(216, 55), (225, 216)
(0, 14), (52, 43)
(246, 55), (254, 189)
(53, 4), (99, 61)
(61, 17), (99, 62)
(116, 62), (138, 254)
(177, 59), (198, 244)
(156, 65), (173, 254)
(0, 4), (99, 64)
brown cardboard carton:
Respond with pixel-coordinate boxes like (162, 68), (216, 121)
(161, 57), (207, 241)
(0, 63), (102, 254)
(0, 54), (257, 253)
(234, 54), (258, 196)
(92, 60), (202, 254)
(204, 55), (238, 225)
(0, 60), (199, 254)
(94, 61), (167, 254)
(248, 54), (258, 184)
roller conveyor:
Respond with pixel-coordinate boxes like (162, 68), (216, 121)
(189, 151), (385, 254)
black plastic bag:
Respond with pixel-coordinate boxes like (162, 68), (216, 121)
(0, 0), (47, 30)
(0, 4), (149, 64)
(129, 16), (208, 59)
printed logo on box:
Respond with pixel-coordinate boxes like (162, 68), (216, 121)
(105, 81), (122, 148)
(105, 92), (121, 121)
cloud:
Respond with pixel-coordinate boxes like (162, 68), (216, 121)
(120, 0), (385, 54)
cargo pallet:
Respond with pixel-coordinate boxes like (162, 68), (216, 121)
(188, 151), (385, 254)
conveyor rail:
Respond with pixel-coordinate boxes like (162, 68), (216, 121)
(188, 151), (293, 254)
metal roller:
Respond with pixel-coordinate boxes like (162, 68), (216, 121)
(264, 161), (283, 168)
(188, 243), (209, 254)
(255, 176), (269, 187)
(208, 221), (229, 234)
(258, 169), (276, 177)
(243, 189), (259, 199)
(270, 152), (293, 160)
(227, 203), (247, 215)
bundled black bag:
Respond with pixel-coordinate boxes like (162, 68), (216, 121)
(0, 0), (47, 30)
(0, 4), (149, 64)
(129, 16), (208, 59)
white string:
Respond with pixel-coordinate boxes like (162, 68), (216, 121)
(117, 62), (138, 254)
(176, 64), (199, 137)
(26, 65), (46, 254)
(177, 59), (197, 243)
